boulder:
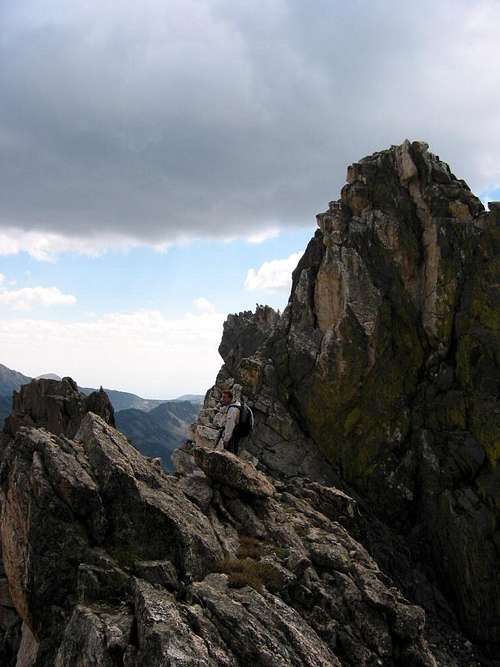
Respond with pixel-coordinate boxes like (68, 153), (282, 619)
(193, 447), (275, 497)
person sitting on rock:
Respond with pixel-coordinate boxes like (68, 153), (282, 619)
(220, 387), (241, 455)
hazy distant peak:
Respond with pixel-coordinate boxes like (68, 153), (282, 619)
(174, 394), (204, 404)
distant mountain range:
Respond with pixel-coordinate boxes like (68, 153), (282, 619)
(115, 401), (200, 470)
(80, 388), (168, 413)
(0, 363), (203, 468)
(0, 394), (12, 427)
(0, 363), (31, 396)
(0, 363), (203, 410)
(175, 393), (206, 403)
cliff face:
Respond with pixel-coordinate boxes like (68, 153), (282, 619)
(196, 141), (500, 656)
(277, 141), (500, 648)
(276, 140), (493, 492)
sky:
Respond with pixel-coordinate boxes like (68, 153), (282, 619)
(1, 0), (500, 397)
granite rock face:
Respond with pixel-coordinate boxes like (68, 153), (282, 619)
(0, 379), (119, 664)
(219, 305), (280, 377)
(197, 141), (500, 659)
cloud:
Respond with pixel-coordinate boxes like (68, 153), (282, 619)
(0, 284), (77, 310)
(0, 302), (225, 396)
(245, 251), (302, 291)
(0, 228), (166, 261)
(193, 297), (216, 314)
(0, 1), (500, 255)
(246, 228), (281, 245)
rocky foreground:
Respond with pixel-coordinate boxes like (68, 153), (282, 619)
(0, 141), (498, 665)
(0, 381), (454, 666)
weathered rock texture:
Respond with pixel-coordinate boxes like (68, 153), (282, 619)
(0, 380), (224, 665)
(4, 377), (115, 439)
(0, 377), (450, 666)
(195, 141), (500, 661)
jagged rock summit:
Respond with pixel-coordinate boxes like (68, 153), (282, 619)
(0, 141), (497, 666)
(4, 376), (115, 439)
(194, 140), (500, 661)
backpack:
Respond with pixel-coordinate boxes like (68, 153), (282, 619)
(230, 402), (254, 438)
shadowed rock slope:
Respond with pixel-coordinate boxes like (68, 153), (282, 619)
(4, 376), (115, 439)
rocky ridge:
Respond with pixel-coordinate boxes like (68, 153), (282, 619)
(0, 140), (497, 665)
(0, 369), (198, 472)
(0, 378), (449, 666)
(193, 140), (500, 661)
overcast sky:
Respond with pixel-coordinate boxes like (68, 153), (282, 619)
(1, 0), (499, 396)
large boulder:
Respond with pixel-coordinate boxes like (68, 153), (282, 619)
(193, 447), (275, 497)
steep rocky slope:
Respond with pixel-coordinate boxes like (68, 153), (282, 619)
(3, 377), (115, 439)
(194, 141), (500, 660)
(0, 378), (451, 666)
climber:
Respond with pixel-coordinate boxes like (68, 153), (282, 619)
(220, 388), (241, 455)
(219, 386), (255, 456)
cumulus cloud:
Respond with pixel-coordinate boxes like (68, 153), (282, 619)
(0, 1), (500, 254)
(245, 251), (302, 291)
(0, 301), (224, 396)
(0, 284), (76, 310)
